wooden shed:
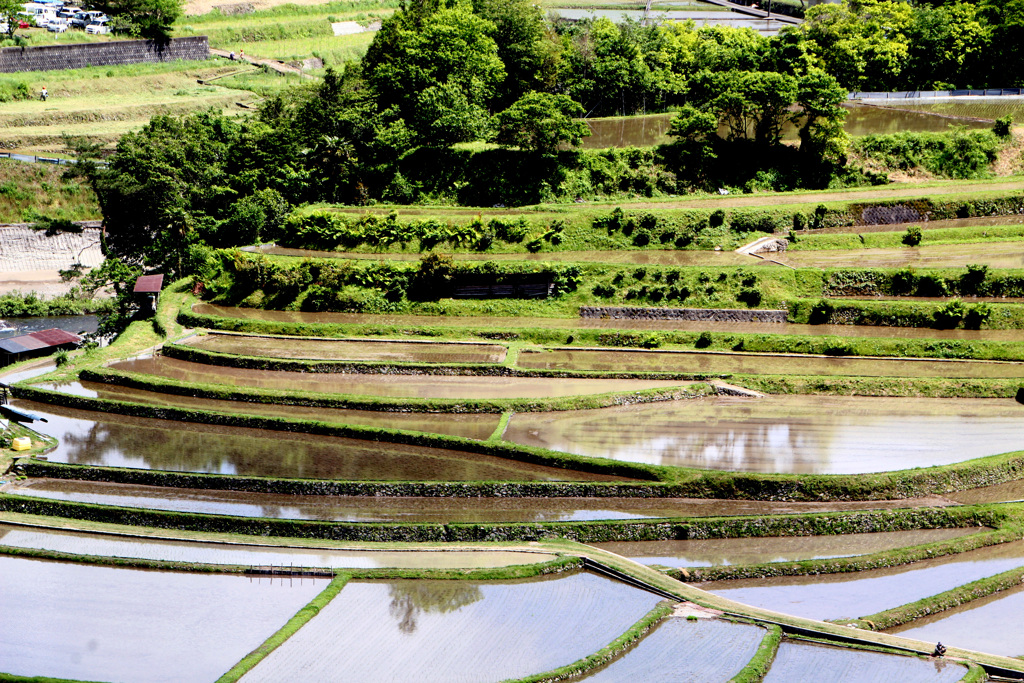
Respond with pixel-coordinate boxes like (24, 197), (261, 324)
(0, 328), (81, 366)
(133, 274), (164, 315)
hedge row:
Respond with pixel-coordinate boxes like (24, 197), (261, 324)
(16, 386), (1024, 501)
(79, 365), (714, 415)
(789, 297), (1024, 331)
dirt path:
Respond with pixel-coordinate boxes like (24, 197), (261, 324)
(209, 48), (314, 79)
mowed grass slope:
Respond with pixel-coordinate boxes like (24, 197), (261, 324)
(0, 158), (98, 222)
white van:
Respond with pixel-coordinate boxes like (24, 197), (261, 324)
(85, 17), (109, 34)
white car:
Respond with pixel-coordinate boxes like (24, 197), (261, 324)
(47, 18), (67, 31)
(85, 18), (109, 34)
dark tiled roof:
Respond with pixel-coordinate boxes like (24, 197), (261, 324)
(31, 329), (81, 346)
(134, 274), (165, 293)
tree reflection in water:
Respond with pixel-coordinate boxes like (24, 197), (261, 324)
(388, 581), (483, 634)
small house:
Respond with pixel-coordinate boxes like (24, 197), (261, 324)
(133, 274), (164, 315)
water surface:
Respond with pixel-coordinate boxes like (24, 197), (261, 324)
(701, 540), (1024, 621)
(184, 334), (507, 363)
(26, 385), (500, 440)
(518, 348), (1024, 379)
(4, 478), (949, 523)
(242, 572), (663, 682)
(0, 554), (322, 683)
(15, 400), (598, 482)
(505, 395), (1024, 474)
(593, 528), (984, 567)
(890, 583), (1024, 657)
(0, 523), (554, 569)
(578, 617), (763, 681)
(108, 356), (689, 399)
(762, 641), (964, 683)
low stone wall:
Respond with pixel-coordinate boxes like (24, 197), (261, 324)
(579, 306), (788, 323)
(0, 36), (209, 74)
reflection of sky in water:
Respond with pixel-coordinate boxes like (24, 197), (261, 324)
(0, 525), (550, 570)
(507, 396), (1024, 474)
(706, 542), (1024, 621)
(892, 586), (1024, 657)
(244, 574), (662, 682)
(762, 642), (964, 683)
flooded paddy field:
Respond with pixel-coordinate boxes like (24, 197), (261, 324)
(191, 303), (1024, 341)
(182, 333), (507, 364)
(108, 355), (690, 399)
(780, 241), (1024, 269)
(874, 98), (1024, 124)
(890, 583), (1024, 657)
(504, 394), (1024, 474)
(26, 385), (500, 440)
(579, 104), (987, 149)
(946, 479), (1024, 505)
(242, 572), (662, 682)
(592, 528), (985, 568)
(794, 213), (1024, 236)
(700, 540), (1024, 622)
(3, 478), (951, 523)
(762, 641), (965, 683)
(0, 523), (554, 569)
(577, 617), (764, 681)
(0, 554), (322, 683)
(14, 401), (591, 482)
(516, 348), (1024, 379)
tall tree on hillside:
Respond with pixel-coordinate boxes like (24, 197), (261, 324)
(93, 0), (183, 38)
(472, 0), (558, 108)
(905, 3), (988, 89)
(362, 0), (505, 146)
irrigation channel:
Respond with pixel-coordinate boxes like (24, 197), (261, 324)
(8, 279), (1024, 680)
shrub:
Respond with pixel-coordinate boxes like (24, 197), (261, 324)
(902, 225), (923, 246)
(695, 331), (713, 348)
(934, 298), (967, 328)
(993, 116), (1013, 139)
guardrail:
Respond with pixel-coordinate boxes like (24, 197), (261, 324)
(850, 88), (1024, 100)
(0, 151), (107, 167)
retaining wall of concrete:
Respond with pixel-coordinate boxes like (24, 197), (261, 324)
(0, 36), (208, 74)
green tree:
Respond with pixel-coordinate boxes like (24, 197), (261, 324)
(796, 68), (848, 166)
(800, 0), (913, 91)
(689, 69), (799, 146)
(0, 0), (21, 38)
(362, 0), (505, 145)
(93, 0), (182, 38)
(906, 3), (988, 89)
(493, 92), (589, 154)
(472, 0), (557, 107)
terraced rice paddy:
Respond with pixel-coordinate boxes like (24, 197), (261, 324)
(15, 401), (596, 481)
(108, 356), (690, 398)
(504, 395), (1024, 474)
(241, 572), (663, 682)
(3, 479), (950, 522)
(947, 479), (1024, 505)
(0, 555), (322, 683)
(0, 524), (554, 569)
(779, 241), (1024, 269)
(183, 333), (507, 363)
(875, 98), (1024, 123)
(890, 584), (1024, 657)
(517, 348), (1024, 378)
(576, 616), (764, 681)
(23, 387), (501, 439)
(190, 303), (1024, 341)
(702, 540), (1024, 621)
(592, 528), (986, 567)
(761, 641), (965, 682)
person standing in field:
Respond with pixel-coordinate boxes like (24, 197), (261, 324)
(40, 86), (47, 101)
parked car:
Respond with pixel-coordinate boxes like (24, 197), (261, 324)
(47, 18), (68, 31)
(70, 10), (103, 28)
(84, 17), (108, 33)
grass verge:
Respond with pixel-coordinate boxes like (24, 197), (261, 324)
(730, 624), (782, 683)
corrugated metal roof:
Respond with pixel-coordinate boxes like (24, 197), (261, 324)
(31, 329), (81, 346)
(134, 274), (164, 293)
(0, 328), (81, 354)
(0, 339), (30, 354)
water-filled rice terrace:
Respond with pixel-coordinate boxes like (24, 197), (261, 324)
(9, 186), (1024, 680)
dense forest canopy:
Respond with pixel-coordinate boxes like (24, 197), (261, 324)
(75, 0), (1022, 278)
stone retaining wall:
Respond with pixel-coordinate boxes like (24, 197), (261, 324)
(0, 36), (209, 74)
(579, 306), (788, 323)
